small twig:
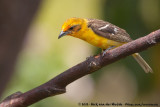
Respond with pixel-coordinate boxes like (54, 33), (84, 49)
(1, 29), (160, 107)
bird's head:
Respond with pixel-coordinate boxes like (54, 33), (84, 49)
(58, 17), (85, 39)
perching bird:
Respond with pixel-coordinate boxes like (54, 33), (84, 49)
(58, 17), (153, 73)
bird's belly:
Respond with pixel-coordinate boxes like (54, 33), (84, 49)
(82, 30), (123, 49)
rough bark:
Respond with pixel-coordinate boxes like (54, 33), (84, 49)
(0, 29), (160, 107)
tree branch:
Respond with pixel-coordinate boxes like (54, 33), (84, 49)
(1, 29), (160, 107)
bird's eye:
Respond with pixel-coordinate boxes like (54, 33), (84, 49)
(69, 26), (75, 30)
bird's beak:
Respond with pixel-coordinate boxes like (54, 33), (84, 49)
(58, 31), (69, 39)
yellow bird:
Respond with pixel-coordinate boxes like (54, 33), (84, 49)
(58, 17), (153, 73)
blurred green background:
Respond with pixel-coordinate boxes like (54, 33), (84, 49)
(2, 0), (160, 107)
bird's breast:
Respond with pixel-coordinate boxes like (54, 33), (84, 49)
(77, 28), (123, 49)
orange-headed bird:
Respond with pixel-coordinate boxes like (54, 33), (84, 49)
(58, 18), (153, 73)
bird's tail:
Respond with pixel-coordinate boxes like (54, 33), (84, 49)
(132, 53), (153, 73)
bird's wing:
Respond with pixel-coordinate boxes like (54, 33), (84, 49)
(87, 19), (132, 43)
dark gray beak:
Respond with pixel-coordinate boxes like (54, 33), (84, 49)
(58, 31), (69, 39)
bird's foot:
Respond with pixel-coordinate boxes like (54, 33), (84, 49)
(102, 46), (115, 56)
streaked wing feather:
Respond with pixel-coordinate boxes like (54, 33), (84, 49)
(87, 19), (132, 43)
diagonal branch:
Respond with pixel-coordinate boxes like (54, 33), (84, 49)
(1, 29), (160, 107)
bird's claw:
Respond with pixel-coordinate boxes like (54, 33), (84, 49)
(102, 46), (115, 57)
